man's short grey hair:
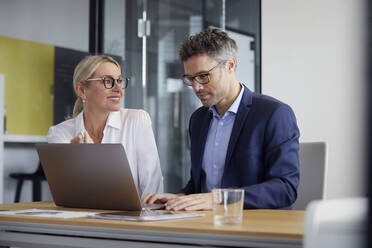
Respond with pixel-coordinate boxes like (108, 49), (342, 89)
(179, 28), (237, 63)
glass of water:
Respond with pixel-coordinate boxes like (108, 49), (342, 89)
(212, 188), (244, 225)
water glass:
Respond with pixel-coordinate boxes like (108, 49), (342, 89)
(212, 188), (244, 225)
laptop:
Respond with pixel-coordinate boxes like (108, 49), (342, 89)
(35, 143), (164, 211)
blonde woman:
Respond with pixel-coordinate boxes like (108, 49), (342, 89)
(47, 55), (163, 199)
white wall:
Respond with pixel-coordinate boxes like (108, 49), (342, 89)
(0, 0), (89, 51)
(262, 0), (368, 198)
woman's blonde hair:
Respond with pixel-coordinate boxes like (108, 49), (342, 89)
(72, 55), (121, 117)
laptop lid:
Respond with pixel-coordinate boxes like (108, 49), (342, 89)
(36, 143), (144, 211)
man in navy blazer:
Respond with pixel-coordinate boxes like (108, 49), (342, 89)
(144, 28), (300, 210)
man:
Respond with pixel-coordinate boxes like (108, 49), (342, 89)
(143, 28), (300, 210)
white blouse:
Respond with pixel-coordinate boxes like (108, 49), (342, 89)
(47, 108), (164, 199)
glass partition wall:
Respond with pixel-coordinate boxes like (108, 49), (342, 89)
(104, 0), (261, 192)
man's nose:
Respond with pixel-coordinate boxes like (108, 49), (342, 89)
(192, 80), (204, 91)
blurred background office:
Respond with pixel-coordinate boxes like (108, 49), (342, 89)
(0, 0), (260, 202)
(0, 0), (368, 209)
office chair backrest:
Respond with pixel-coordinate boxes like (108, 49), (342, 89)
(292, 142), (328, 210)
(304, 197), (367, 248)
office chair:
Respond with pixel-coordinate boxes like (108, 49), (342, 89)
(304, 197), (367, 248)
(9, 162), (46, 202)
(292, 142), (328, 210)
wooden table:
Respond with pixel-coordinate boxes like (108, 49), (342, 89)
(0, 202), (305, 248)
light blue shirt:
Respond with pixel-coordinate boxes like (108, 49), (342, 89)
(201, 85), (244, 193)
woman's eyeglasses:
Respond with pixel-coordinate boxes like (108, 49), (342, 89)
(86, 76), (129, 89)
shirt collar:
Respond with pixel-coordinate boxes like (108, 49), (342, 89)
(209, 83), (245, 117)
(75, 111), (85, 137)
(105, 110), (122, 129)
(74, 110), (122, 136)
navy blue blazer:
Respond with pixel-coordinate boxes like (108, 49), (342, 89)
(181, 85), (300, 209)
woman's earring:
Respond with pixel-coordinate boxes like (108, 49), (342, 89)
(82, 99), (86, 103)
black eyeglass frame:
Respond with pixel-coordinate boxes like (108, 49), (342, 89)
(85, 76), (129, 89)
(182, 61), (226, 86)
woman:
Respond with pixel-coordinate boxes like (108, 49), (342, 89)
(47, 55), (163, 199)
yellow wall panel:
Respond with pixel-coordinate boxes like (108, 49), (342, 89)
(0, 36), (54, 135)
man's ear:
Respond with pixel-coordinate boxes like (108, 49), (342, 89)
(226, 58), (236, 72)
(75, 82), (87, 100)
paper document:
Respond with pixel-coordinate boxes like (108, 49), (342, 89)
(89, 210), (205, 221)
(0, 209), (97, 219)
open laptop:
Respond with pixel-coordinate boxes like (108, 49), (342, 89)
(35, 143), (164, 211)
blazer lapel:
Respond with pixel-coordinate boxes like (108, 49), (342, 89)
(193, 109), (212, 192)
(223, 86), (253, 178)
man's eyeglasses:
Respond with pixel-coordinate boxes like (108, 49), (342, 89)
(86, 76), (129, 89)
(182, 61), (225, 86)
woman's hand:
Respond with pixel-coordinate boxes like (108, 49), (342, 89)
(70, 131), (94, 144)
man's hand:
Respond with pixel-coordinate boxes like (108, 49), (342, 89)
(142, 193), (180, 204)
(70, 131), (94, 144)
(164, 193), (212, 211)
